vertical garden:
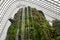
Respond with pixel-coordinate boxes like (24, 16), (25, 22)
(6, 6), (60, 40)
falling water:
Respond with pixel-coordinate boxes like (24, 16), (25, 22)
(16, 13), (20, 40)
(15, 7), (35, 40)
(21, 7), (25, 40)
(16, 6), (36, 40)
(16, 29), (19, 40)
(6, 6), (57, 40)
(27, 7), (30, 40)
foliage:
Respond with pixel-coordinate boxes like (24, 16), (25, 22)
(6, 6), (56, 40)
(52, 19), (60, 40)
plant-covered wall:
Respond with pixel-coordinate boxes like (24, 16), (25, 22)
(6, 6), (58, 40)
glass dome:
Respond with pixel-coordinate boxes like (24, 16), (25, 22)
(0, 0), (60, 40)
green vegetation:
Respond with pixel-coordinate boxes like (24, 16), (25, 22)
(6, 6), (60, 40)
(52, 20), (60, 40)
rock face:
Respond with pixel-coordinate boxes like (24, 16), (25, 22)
(6, 6), (54, 40)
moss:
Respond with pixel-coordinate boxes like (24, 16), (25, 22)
(6, 6), (55, 40)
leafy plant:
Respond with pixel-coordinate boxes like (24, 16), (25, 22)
(6, 6), (55, 40)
